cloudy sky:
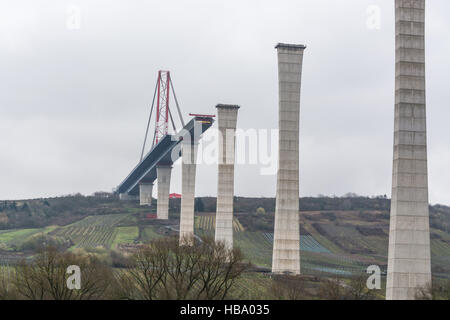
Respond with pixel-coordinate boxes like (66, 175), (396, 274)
(1, 0), (449, 204)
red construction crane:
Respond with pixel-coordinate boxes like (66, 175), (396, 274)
(140, 70), (185, 161)
(155, 71), (170, 145)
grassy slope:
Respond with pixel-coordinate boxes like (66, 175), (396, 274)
(230, 210), (450, 278)
(141, 226), (164, 242)
(1, 203), (449, 280)
(0, 226), (56, 249)
(111, 227), (139, 249)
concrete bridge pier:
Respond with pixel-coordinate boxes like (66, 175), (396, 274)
(139, 182), (153, 206)
(157, 165), (172, 220)
(214, 104), (240, 250)
(179, 141), (198, 246)
(272, 43), (306, 275)
(387, 0), (431, 300)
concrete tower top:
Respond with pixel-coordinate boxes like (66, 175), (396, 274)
(275, 43), (306, 50)
(216, 104), (240, 110)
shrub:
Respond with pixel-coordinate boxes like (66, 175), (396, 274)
(19, 234), (69, 252)
(256, 207), (266, 215)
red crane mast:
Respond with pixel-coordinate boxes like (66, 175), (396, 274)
(155, 71), (171, 144)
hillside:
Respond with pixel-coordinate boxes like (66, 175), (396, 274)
(0, 194), (449, 281)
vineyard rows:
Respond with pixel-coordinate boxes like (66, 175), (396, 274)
(68, 214), (127, 228)
(195, 216), (245, 232)
(52, 225), (118, 249)
(263, 233), (330, 253)
(50, 214), (128, 249)
(431, 239), (450, 258)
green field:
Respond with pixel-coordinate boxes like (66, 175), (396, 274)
(1, 214), (168, 254)
(0, 226), (56, 250)
(140, 226), (164, 242)
(111, 226), (139, 249)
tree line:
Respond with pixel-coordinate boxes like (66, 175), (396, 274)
(0, 237), (249, 300)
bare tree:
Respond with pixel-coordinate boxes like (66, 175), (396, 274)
(346, 274), (376, 300)
(317, 277), (346, 300)
(317, 274), (377, 300)
(194, 238), (248, 300)
(115, 240), (171, 300)
(117, 237), (249, 300)
(13, 246), (114, 300)
(270, 274), (308, 300)
(0, 266), (19, 300)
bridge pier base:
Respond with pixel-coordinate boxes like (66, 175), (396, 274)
(157, 165), (172, 220)
(139, 182), (153, 206)
(179, 142), (198, 246)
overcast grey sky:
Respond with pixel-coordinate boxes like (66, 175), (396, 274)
(1, 0), (449, 204)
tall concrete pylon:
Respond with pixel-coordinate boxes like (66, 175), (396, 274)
(156, 165), (172, 220)
(215, 104), (240, 250)
(387, 0), (431, 300)
(272, 43), (306, 275)
(139, 182), (153, 206)
(179, 141), (198, 245)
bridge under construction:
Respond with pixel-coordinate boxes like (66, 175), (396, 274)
(116, 0), (432, 300)
(116, 70), (216, 241)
